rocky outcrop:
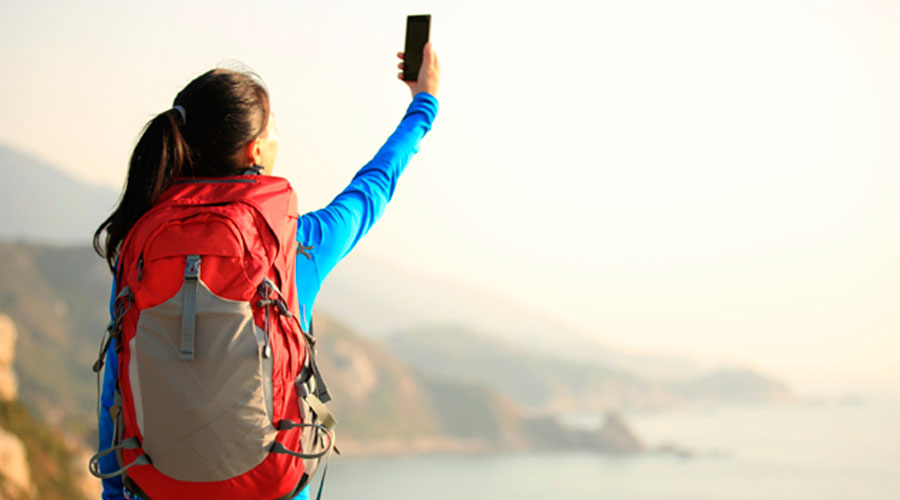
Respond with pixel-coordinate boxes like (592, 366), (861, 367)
(597, 412), (645, 453)
(0, 425), (34, 498)
(0, 313), (95, 500)
(519, 411), (646, 453)
(0, 314), (19, 401)
(0, 314), (34, 498)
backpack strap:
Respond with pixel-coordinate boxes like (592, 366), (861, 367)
(307, 319), (332, 403)
(180, 255), (201, 361)
(313, 448), (334, 500)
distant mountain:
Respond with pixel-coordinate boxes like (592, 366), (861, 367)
(317, 252), (724, 381)
(0, 144), (119, 244)
(386, 325), (680, 413)
(386, 325), (794, 411)
(671, 368), (794, 403)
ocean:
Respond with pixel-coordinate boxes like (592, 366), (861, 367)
(314, 394), (900, 499)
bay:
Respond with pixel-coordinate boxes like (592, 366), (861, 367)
(315, 394), (900, 499)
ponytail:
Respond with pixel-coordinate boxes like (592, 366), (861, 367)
(93, 108), (192, 273)
(94, 68), (270, 273)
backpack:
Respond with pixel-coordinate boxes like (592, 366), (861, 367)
(89, 171), (336, 500)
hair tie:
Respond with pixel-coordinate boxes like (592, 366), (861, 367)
(172, 105), (187, 125)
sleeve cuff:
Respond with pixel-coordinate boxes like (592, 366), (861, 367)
(406, 92), (439, 125)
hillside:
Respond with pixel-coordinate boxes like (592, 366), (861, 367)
(0, 242), (111, 433)
(0, 400), (94, 500)
(0, 144), (118, 244)
(309, 315), (524, 454)
(312, 316), (643, 455)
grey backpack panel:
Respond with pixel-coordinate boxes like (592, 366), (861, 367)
(131, 277), (276, 482)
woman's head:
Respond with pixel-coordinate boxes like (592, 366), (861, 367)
(94, 68), (277, 272)
(174, 68), (276, 175)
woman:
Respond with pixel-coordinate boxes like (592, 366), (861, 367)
(93, 43), (440, 500)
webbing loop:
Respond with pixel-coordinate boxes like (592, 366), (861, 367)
(88, 437), (150, 479)
(270, 421), (334, 459)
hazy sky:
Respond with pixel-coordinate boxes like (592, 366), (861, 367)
(1, 0), (898, 393)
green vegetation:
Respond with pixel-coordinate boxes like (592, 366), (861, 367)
(0, 399), (89, 500)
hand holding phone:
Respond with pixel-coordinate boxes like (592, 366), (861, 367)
(396, 15), (441, 98)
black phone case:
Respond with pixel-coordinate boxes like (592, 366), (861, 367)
(403, 15), (431, 81)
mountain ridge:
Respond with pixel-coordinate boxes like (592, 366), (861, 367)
(385, 324), (793, 413)
(317, 250), (742, 382)
(0, 144), (119, 244)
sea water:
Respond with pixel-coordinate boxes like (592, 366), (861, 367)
(316, 394), (900, 500)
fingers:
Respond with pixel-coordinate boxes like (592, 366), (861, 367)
(397, 61), (405, 70)
(397, 51), (404, 59)
(422, 42), (439, 72)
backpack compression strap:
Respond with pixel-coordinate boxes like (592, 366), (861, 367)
(180, 255), (201, 361)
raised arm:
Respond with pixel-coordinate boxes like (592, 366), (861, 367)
(296, 43), (441, 282)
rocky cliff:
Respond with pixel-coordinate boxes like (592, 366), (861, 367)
(0, 313), (33, 499)
(0, 314), (18, 401)
(0, 313), (98, 500)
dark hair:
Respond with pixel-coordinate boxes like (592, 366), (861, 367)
(94, 68), (270, 273)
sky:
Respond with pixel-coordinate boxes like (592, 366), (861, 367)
(1, 0), (898, 394)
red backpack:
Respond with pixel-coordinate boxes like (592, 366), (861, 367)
(89, 173), (336, 499)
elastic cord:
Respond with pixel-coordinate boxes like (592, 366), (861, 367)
(172, 105), (187, 124)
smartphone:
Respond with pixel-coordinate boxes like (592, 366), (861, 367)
(403, 15), (431, 81)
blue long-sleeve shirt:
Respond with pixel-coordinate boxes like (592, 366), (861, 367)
(99, 92), (438, 499)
